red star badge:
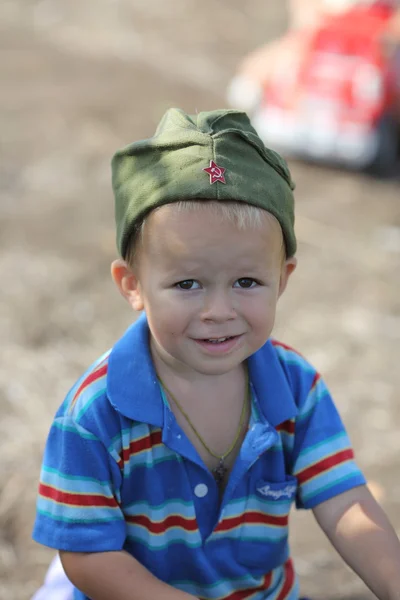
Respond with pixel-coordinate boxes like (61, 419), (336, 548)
(203, 160), (226, 184)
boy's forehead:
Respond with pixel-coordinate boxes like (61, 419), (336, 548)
(142, 203), (284, 259)
(146, 201), (282, 235)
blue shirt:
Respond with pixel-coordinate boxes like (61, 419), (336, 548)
(33, 314), (366, 600)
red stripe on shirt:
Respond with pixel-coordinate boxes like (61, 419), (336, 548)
(119, 430), (163, 467)
(276, 559), (295, 600)
(310, 372), (321, 390)
(276, 420), (295, 434)
(127, 514), (198, 534)
(296, 448), (354, 484)
(39, 483), (117, 508)
(214, 511), (288, 533)
(224, 571), (273, 600)
(70, 363), (108, 409)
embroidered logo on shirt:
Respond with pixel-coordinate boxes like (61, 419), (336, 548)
(256, 484), (296, 500)
(203, 160), (226, 184)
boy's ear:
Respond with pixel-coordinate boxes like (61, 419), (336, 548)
(111, 259), (144, 312)
(278, 256), (297, 298)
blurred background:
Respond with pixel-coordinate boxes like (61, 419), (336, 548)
(0, 1), (399, 599)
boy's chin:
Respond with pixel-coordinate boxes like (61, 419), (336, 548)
(182, 354), (250, 377)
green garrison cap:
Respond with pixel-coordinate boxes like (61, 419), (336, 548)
(112, 108), (296, 258)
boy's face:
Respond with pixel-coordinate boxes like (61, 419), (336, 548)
(112, 204), (296, 377)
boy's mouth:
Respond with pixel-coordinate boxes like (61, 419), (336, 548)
(203, 336), (234, 344)
(193, 335), (242, 354)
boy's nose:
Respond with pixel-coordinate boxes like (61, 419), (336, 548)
(200, 291), (236, 322)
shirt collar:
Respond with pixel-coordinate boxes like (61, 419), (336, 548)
(107, 314), (297, 427)
(107, 313), (164, 427)
(247, 340), (298, 426)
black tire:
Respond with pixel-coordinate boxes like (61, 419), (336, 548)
(366, 115), (399, 178)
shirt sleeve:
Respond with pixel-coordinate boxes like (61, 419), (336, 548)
(32, 414), (126, 552)
(291, 372), (366, 509)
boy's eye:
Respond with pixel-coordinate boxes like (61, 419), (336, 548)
(176, 280), (200, 290)
(234, 278), (258, 289)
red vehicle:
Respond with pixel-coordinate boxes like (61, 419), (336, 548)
(231, 4), (400, 175)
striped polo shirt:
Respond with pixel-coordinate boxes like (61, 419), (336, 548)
(33, 314), (366, 600)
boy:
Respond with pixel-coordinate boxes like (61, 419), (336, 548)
(32, 108), (400, 600)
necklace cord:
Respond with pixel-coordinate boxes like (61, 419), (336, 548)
(158, 368), (249, 462)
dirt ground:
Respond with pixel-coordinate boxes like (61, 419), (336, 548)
(1, 1), (399, 599)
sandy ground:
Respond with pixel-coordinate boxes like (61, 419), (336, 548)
(1, 1), (399, 598)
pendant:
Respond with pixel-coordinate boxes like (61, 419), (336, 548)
(212, 459), (227, 485)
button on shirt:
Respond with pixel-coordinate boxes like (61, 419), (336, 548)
(33, 314), (366, 600)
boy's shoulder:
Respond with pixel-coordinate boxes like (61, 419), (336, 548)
(259, 338), (326, 415)
(59, 350), (114, 432)
(247, 338), (327, 429)
(264, 337), (320, 389)
(57, 315), (161, 433)
(270, 338), (306, 361)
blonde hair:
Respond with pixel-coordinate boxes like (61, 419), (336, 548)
(125, 200), (284, 266)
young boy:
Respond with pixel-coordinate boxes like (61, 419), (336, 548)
(32, 108), (400, 600)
